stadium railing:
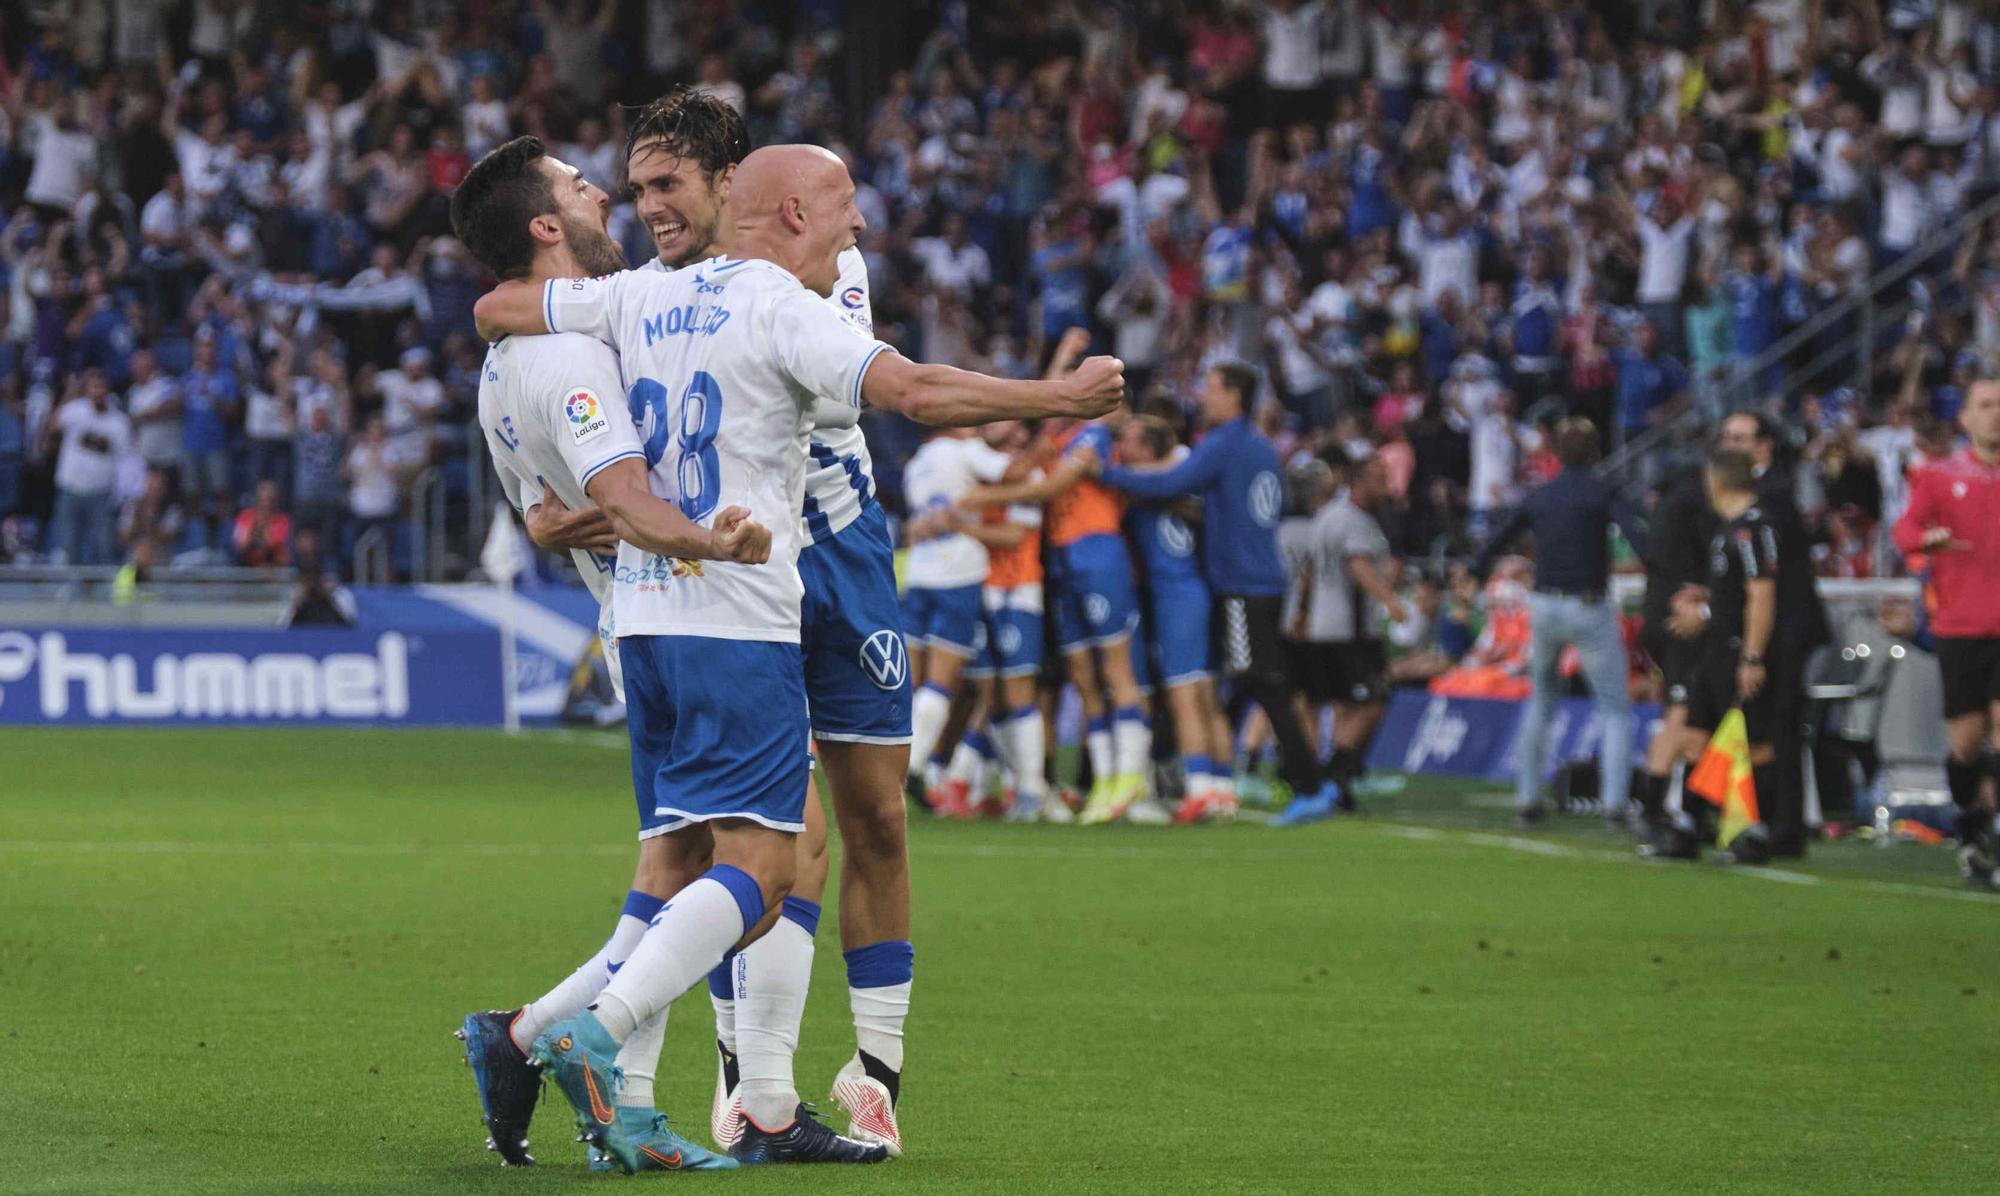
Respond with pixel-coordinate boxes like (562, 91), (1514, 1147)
(0, 564), (298, 627)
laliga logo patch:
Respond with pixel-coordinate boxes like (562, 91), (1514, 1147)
(565, 387), (611, 446)
(0, 630), (37, 710)
(860, 629), (908, 691)
(840, 286), (865, 310)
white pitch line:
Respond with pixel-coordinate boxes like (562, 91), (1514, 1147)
(1378, 822), (2000, 906)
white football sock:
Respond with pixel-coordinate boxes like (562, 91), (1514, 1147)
(734, 904), (817, 1128)
(945, 738), (981, 784)
(999, 708), (1048, 800)
(850, 980), (911, 1073)
(908, 685), (952, 778)
(511, 893), (660, 1053)
(1086, 719), (1114, 785)
(613, 1007), (669, 1109)
(1113, 707), (1152, 779)
(710, 959), (738, 1054)
(595, 870), (761, 1044)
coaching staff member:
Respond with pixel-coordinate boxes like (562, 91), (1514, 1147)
(1466, 418), (1647, 827)
(1891, 379), (2000, 888)
(1085, 362), (1347, 825)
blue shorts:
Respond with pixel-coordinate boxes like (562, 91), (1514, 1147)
(622, 634), (810, 838)
(1054, 534), (1139, 652)
(1129, 608), (1154, 693)
(966, 589), (1045, 679)
(903, 580), (983, 657)
(801, 505), (912, 744)
(1148, 579), (1213, 685)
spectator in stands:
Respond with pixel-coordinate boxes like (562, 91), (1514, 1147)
(343, 415), (400, 574)
(233, 479), (293, 569)
(179, 330), (239, 548)
(119, 469), (185, 571)
(293, 403), (349, 565)
(1613, 320), (1691, 458)
(39, 368), (130, 566)
(0, 382), (22, 521)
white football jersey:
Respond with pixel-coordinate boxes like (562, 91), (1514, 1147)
(545, 256), (893, 642)
(476, 332), (644, 606)
(902, 435), (1013, 590)
(645, 246), (880, 545)
(476, 333), (643, 697)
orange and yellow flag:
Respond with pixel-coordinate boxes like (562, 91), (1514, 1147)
(1686, 708), (1759, 847)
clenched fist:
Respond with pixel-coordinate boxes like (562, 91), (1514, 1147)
(710, 505), (772, 564)
(1063, 355), (1127, 418)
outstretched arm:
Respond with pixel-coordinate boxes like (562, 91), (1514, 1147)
(860, 351), (1125, 426)
(1098, 433), (1223, 500)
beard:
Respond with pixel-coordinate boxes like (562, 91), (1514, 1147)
(562, 214), (629, 276)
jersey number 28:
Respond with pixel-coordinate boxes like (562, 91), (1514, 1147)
(628, 371), (724, 522)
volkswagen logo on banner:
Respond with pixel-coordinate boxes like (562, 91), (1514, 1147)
(860, 629), (909, 691)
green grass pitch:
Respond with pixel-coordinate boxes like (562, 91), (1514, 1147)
(3, 728), (1997, 1194)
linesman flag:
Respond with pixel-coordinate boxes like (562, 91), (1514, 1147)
(1687, 708), (1759, 847)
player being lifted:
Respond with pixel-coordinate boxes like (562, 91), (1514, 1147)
(449, 135), (767, 1172)
(472, 144), (1124, 1166)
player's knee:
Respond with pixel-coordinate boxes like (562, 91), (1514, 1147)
(840, 796), (908, 867)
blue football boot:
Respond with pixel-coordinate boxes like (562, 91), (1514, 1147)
(528, 1013), (626, 1156)
(1271, 782), (1342, 827)
(594, 1106), (739, 1173)
(731, 1102), (890, 1165)
(455, 1009), (540, 1166)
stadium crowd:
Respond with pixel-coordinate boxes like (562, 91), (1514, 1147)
(6, 3), (2000, 828)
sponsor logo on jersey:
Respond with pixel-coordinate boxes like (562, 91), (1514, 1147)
(841, 286), (866, 310)
(565, 387), (612, 445)
(1158, 514), (1195, 558)
(1249, 471), (1283, 527)
(860, 629), (908, 690)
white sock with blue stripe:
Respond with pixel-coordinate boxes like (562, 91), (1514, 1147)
(511, 889), (663, 1054)
(735, 898), (820, 1129)
(594, 866), (765, 1044)
(908, 684), (952, 780)
(1113, 706), (1151, 781)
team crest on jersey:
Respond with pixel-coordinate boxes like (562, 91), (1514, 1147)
(565, 387), (611, 445)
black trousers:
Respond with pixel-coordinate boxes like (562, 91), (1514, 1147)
(1762, 652), (1810, 855)
(1219, 593), (1325, 797)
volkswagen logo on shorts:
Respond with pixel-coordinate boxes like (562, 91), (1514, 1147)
(860, 629), (908, 691)
(1249, 471), (1283, 527)
(997, 622), (1023, 657)
(1085, 593), (1111, 628)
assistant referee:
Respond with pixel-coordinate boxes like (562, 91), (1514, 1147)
(1891, 379), (2000, 889)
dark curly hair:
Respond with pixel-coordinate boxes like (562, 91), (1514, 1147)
(624, 87), (750, 179)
